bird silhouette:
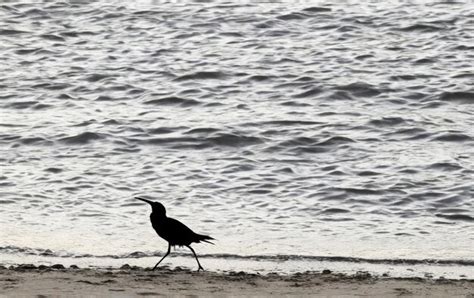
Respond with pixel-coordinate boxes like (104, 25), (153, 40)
(135, 197), (214, 271)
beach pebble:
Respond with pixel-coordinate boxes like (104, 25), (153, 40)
(322, 269), (332, 275)
(17, 264), (37, 270)
(51, 264), (65, 270)
(267, 272), (279, 276)
(355, 271), (371, 280)
(229, 271), (247, 276)
(70, 265), (79, 269)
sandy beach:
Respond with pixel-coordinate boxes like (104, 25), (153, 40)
(1, 3), (473, 298)
(1, 265), (473, 297)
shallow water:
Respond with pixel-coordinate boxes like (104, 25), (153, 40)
(0, 1), (473, 274)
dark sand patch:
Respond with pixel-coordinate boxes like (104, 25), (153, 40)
(0, 265), (473, 297)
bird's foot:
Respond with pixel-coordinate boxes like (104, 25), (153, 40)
(197, 265), (204, 272)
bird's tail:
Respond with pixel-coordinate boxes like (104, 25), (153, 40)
(196, 234), (215, 245)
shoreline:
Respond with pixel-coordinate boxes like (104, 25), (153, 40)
(2, 253), (473, 280)
(1, 265), (473, 297)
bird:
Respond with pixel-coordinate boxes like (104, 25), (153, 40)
(135, 197), (214, 271)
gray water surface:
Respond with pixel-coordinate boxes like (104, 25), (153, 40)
(0, 1), (473, 272)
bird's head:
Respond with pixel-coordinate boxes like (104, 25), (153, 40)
(135, 197), (166, 217)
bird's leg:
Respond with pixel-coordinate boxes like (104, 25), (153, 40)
(153, 244), (171, 271)
(186, 245), (204, 272)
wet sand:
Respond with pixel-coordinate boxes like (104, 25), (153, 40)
(1, 265), (473, 297)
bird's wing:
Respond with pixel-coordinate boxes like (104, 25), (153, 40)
(164, 217), (213, 245)
(165, 217), (196, 236)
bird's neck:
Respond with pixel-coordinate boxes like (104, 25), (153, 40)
(151, 212), (166, 220)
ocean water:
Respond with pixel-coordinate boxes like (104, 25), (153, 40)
(1, 1), (473, 276)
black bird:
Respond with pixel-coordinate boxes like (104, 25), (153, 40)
(135, 197), (214, 271)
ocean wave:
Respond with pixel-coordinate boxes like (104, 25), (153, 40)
(1, 1), (473, 263)
(439, 92), (474, 104)
(1, 246), (473, 266)
(144, 96), (201, 107)
(59, 132), (106, 145)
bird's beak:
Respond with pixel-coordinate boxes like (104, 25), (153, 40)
(135, 197), (153, 205)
